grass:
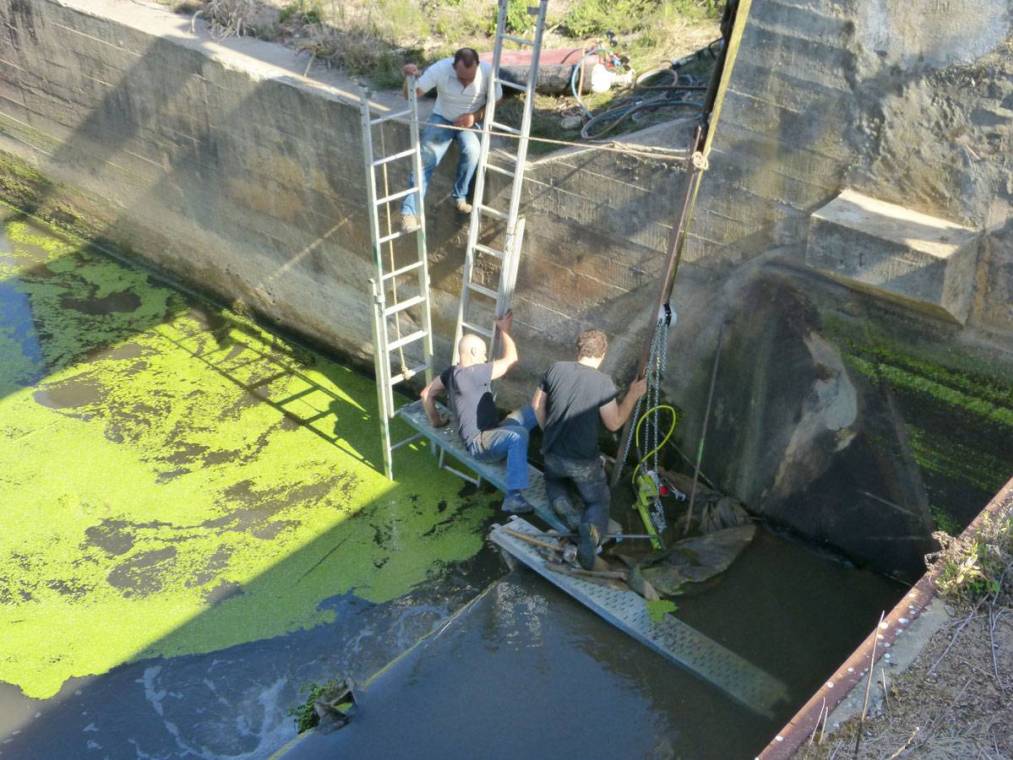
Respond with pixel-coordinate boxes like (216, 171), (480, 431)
(932, 509), (1013, 604)
(180, 0), (720, 138)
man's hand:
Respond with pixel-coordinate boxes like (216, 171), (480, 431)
(453, 112), (477, 128)
(431, 412), (450, 428)
(402, 63), (419, 78)
(494, 310), (513, 336)
(629, 376), (648, 401)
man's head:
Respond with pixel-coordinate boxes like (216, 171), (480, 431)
(576, 329), (608, 368)
(452, 47), (480, 86)
(457, 332), (488, 367)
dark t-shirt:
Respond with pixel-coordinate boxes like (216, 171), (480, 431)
(540, 361), (618, 460)
(440, 363), (497, 445)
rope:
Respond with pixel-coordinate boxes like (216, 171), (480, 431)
(620, 307), (673, 535)
(375, 117), (692, 163)
(618, 307), (671, 468)
(377, 124), (411, 379)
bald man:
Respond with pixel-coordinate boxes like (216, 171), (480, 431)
(420, 311), (537, 514)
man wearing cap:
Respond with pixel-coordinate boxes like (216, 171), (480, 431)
(400, 48), (503, 232)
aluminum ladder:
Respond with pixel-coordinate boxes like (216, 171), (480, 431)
(452, 0), (549, 362)
(360, 82), (434, 479)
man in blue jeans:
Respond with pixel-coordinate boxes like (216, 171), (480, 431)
(400, 48), (503, 232)
(532, 329), (647, 569)
(420, 311), (536, 514)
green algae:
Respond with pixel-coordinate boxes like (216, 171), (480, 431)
(0, 214), (494, 699)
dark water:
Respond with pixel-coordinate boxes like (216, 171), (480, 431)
(0, 212), (906, 759)
(285, 527), (904, 760)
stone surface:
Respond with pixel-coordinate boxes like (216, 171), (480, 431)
(807, 189), (981, 323)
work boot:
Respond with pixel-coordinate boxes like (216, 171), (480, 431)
(577, 522), (600, 571)
(502, 492), (534, 515)
(455, 199), (473, 215)
(401, 214), (420, 233)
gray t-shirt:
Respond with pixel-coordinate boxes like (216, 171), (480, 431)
(440, 363), (497, 446)
(539, 361), (618, 460)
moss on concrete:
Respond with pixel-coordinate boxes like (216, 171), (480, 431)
(0, 213), (494, 700)
(825, 315), (1013, 531)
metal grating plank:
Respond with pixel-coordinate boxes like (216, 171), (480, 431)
(397, 400), (562, 531)
(489, 517), (791, 718)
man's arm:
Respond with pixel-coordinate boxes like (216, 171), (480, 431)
(531, 387), (547, 428)
(453, 97), (502, 128)
(490, 310), (518, 380)
(420, 375), (448, 427)
(599, 376), (648, 432)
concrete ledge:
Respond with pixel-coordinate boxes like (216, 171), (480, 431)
(806, 189), (980, 323)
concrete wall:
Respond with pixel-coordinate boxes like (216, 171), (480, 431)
(1, 0), (1011, 578)
(696, 0), (1012, 331)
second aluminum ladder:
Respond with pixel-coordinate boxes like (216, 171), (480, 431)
(452, 0), (549, 361)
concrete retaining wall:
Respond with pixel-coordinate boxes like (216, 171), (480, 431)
(1, 0), (1010, 578)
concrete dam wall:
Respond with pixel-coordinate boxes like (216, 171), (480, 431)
(1, 0), (1010, 579)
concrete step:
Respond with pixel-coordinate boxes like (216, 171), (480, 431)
(806, 189), (980, 323)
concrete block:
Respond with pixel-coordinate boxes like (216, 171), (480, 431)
(807, 189), (981, 323)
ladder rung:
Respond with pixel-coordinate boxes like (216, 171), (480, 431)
(461, 321), (494, 338)
(373, 148), (416, 167)
(370, 108), (411, 126)
(378, 229), (411, 245)
(376, 187), (418, 205)
(474, 243), (506, 259)
(479, 205), (507, 220)
(502, 34), (535, 46)
(490, 122), (520, 135)
(467, 281), (498, 299)
(484, 163), (516, 178)
(391, 432), (425, 451)
(384, 294), (426, 316)
(497, 78), (527, 92)
(389, 363), (429, 386)
(387, 330), (427, 351)
(382, 260), (425, 280)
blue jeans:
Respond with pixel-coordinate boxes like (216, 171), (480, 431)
(543, 453), (611, 536)
(468, 405), (537, 492)
(401, 113), (481, 217)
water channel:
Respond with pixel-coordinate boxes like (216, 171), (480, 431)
(0, 208), (905, 759)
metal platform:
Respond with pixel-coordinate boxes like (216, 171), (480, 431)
(397, 400), (565, 532)
(490, 517), (791, 718)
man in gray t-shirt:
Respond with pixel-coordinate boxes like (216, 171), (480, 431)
(532, 329), (646, 569)
(420, 311), (537, 515)
(399, 48), (503, 232)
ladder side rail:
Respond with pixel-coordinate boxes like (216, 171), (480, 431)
(454, 0), (510, 363)
(361, 88), (398, 478)
(490, 0), (548, 345)
(497, 216), (526, 316)
(369, 279), (394, 478)
(407, 79), (435, 388)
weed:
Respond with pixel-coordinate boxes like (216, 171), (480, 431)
(931, 510), (1013, 604)
(289, 679), (354, 733)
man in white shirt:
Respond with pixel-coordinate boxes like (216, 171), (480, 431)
(400, 48), (503, 232)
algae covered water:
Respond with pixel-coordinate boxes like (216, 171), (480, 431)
(0, 209), (906, 759)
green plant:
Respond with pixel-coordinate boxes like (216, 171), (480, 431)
(490, 0), (535, 35)
(289, 679), (352, 733)
(933, 512), (1013, 604)
(279, 0), (322, 25)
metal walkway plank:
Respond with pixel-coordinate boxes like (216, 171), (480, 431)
(489, 517), (791, 718)
(397, 400), (563, 532)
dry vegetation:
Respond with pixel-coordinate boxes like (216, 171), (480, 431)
(185, 0), (719, 85)
(799, 506), (1013, 760)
